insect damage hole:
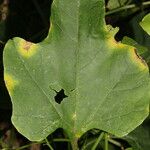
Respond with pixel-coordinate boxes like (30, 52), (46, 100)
(54, 89), (68, 104)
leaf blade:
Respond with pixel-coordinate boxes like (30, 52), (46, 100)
(3, 0), (150, 141)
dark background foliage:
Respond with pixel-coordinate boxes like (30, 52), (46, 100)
(0, 0), (150, 149)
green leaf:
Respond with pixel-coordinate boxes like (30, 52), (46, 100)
(140, 13), (150, 35)
(123, 124), (150, 150)
(3, 0), (150, 142)
(125, 148), (133, 150)
(122, 36), (148, 56)
(107, 0), (131, 10)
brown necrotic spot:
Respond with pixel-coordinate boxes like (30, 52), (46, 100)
(23, 41), (33, 51)
(17, 38), (38, 58)
(134, 48), (147, 66)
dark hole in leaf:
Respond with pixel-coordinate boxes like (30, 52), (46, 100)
(54, 89), (68, 104)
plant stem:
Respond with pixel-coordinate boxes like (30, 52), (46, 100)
(104, 133), (108, 150)
(81, 139), (95, 150)
(71, 138), (79, 150)
(31, 0), (48, 27)
(4, 138), (70, 150)
(108, 139), (124, 150)
(91, 132), (104, 150)
(106, 1), (150, 16)
(0, 40), (5, 45)
(16, 142), (43, 150)
(45, 138), (54, 150)
(53, 138), (70, 142)
(4, 141), (44, 150)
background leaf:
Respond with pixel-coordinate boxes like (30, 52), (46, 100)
(107, 0), (131, 10)
(123, 120), (150, 150)
(140, 13), (150, 35)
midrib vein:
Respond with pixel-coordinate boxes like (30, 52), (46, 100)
(73, 0), (80, 135)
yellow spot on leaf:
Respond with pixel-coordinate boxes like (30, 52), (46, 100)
(18, 40), (38, 58)
(107, 37), (148, 70)
(117, 42), (125, 48)
(107, 37), (125, 49)
(75, 133), (81, 138)
(4, 74), (18, 95)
